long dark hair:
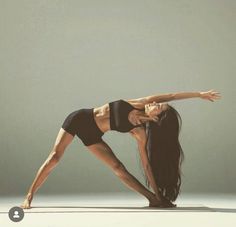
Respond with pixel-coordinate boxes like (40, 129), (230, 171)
(140, 104), (185, 202)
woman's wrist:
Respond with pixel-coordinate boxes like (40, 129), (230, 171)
(155, 190), (162, 200)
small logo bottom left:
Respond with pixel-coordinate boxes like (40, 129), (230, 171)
(8, 206), (24, 222)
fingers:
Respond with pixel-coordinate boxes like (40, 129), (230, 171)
(210, 93), (221, 101)
(202, 90), (221, 102)
(205, 89), (221, 102)
(212, 95), (221, 99)
(211, 91), (221, 97)
(209, 89), (221, 97)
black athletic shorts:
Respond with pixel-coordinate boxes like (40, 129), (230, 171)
(61, 108), (104, 146)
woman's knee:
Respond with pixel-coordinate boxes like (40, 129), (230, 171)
(49, 146), (65, 162)
(54, 128), (74, 149)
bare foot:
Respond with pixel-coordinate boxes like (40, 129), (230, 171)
(20, 193), (33, 209)
(20, 199), (32, 209)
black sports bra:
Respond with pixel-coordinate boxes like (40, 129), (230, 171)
(109, 99), (145, 133)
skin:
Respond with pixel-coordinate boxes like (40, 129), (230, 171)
(20, 89), (221, 209)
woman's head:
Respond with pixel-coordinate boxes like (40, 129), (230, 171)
(145, 102), (170, 122)
(141, 104), (184, 201)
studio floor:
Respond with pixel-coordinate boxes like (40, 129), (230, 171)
(0, 193), (235, 227)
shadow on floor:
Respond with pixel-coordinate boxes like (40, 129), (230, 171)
(23, 206), (236, 213)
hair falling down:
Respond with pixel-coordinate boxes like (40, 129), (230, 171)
(139, 105), (185, 202)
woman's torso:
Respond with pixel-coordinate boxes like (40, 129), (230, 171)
(93, 100), (144, 133)
(93, 103), (111, 133)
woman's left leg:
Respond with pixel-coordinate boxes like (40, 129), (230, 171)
(21, 128), (74, 209)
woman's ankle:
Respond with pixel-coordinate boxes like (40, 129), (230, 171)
(26, 192), (33, 201)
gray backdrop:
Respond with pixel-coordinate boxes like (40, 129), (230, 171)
(0, 0), (235, 196)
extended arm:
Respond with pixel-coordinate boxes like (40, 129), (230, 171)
(145, 91), (201, 103)
(128, 89), (221, 107)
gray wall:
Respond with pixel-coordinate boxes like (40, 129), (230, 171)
(0, 0), (235, 196)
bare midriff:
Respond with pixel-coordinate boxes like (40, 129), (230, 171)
(92, 100), (146, 133)
(93, 103), (111, 133)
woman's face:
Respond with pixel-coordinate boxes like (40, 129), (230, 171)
(145, 102), (169, 120)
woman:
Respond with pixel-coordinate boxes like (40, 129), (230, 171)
(21, 89), (221, 209)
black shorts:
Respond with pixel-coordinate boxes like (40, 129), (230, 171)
(61, 108), (104, 146)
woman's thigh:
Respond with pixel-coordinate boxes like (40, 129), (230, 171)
(49, 128), (74, 159)
(86, 140), (124, 171)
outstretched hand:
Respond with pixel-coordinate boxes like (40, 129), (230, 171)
(200, 89), (221, 102)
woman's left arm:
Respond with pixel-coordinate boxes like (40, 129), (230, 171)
(145, 89), (221, 103)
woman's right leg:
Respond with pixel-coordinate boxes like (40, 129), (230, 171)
(86, 140), (163, 206)
(21, 128), (74, 209)
(87, 140), (176, 208)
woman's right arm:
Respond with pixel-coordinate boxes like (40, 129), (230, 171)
(129, 127), (162, 200)
(129, 128), (178, 207)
